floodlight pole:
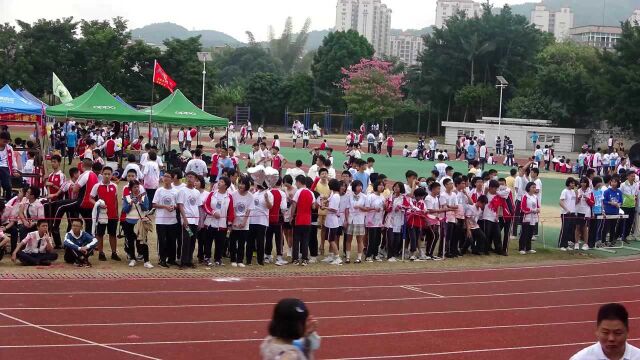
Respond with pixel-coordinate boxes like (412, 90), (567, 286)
(496, 83), (507, 140)
(201, 61), (206, 111)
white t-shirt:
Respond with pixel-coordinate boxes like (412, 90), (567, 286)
(347, 192), (366, 225)
(570, 342), (640, 360)
(250, 190), (273, 226)
(178, 131), (185, 142)
(324, 193), (341, 229)
(439, 191), (457, 223)
(435, 163), (448, 179)
(576, 188), (592, 217)
(142, 161), (160, 190)
(0, 147), (8, 167)
(140, 153), (164, 168)
(481, 193), (498, 222)
(153, 187), (178, 225)
(464, 205), (481, 229)
(533, 178), (542, 202)
(365, 193), (385, 227)
(231, 191), (254, 231)
(176, 187), (202, 225)
(560, 188), (577, 214)
(185, 158), (207, 177)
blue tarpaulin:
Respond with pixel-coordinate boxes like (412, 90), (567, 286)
(0, 85), (42, 115)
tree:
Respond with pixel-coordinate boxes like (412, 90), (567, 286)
(506, 90), (563, 120)
(214, 46), (282, 86)
(120, 40), (162, 105)
(0, 23), (18, 87)
(77, 18), (131, 94)
(210, 85), (246, 119)
(454, 84), (496, 121)
(338, 59), (405, 122)
(269, 17), (312, 74)
(159, 36), (215, 103)
(312, 30), (374, 110)
(12, 18), (81, 97)
(245, 72), (283, 124)
(281, 73), (317, 112)
(601, 21), (640, 133)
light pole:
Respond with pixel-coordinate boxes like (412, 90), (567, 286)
(496, 76), (509, 140)
(197, 52), (212, 111)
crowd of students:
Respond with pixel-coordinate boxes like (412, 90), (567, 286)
(1, 120), (639, 269)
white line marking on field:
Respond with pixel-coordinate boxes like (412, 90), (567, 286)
(400, 285), (444, 298)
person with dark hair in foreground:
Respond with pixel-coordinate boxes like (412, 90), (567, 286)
(260, 298), (320, 360)
(571, 303), (640, 359)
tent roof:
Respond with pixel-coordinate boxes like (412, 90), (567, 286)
(17, 89), (48, 108)
(142, 89), (228, 127)
(0, 85), (42, 115)
(46, 83), (147, 121)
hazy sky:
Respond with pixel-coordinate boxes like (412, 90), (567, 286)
(1, 0), (529, 41)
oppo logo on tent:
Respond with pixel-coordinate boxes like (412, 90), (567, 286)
(0, 97), (14, 104)
(175, 111), (196, 116)
(93, 105), (116, 110)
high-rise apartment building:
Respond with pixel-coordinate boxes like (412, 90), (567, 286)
(389, 34), (425, 66)
(435, 0), (483, 29)
(334, 0), (392, 56)
(530, 3), (574, 42)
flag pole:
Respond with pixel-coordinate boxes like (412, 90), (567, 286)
(149, 60), (156, 149)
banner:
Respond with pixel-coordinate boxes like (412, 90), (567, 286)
(153, 61), (177, 93)
(52, 72), (73, 103)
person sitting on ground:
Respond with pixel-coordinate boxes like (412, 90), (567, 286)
(570, 303), (640, 360)
(63, 218), (98, 267)
(11, 220), (58, 266)
(0, 228), (10, 261)
(260, 298), (320, 360)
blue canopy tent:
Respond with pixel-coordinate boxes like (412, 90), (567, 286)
(115, 95), (137, 110)
(0, 85), (42, 115)
(16, 89), (48, 108)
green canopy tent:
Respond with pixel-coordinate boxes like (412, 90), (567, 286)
(142, 89), (228, 127)
(46, 83), (147, 122)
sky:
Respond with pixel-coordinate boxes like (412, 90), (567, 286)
(0, 0), (530, 41)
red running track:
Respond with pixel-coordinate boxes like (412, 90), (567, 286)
(1, 258), (640, 359)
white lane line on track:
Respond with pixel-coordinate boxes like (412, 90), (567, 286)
(401, 285), (444, 297)
(0, 311), (160, 359)
(2, 257), (639, 281)
(2, 283), (639, 311)
(2, 299), (640, 329)
(2, 318), (639, 349)
(3, 270), (640, 296)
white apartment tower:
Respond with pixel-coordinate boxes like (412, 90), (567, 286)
(334, 0), (392, 56)
(530, 3), (574, 42)
(389, 34), (425, 66)
(435, 0), (483, 29)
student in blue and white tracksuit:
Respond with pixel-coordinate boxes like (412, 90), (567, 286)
(63, 218), (98, 266)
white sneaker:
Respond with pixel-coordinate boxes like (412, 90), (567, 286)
(286, 249), (292, 258)
(144, 262), (154, 269)
(418, 254), (431, 261)
(532, 235), (538, 241)
(432, 256), (443, 261)
(322, 255), (334, 263)
(574, 243), (580, 250)
(560, 247), (567, 251)
(582, 244), (590, 251)
(264, 256), (271, 264)
(128, 260), (136, 267)
(237, 263), (246, 268)
(330, 257), (343, 265)
(388, 257), (397, 262)
(309, 257), (318, 264)
(519, 250), (526, 255)
(528, 250), (537, 254)
(231, 262), (238, 267)
(409, 255), (417, 261)
(365, 257), (373, 263)
(275, 258), (288, 266)
(374, 255), (383, 262)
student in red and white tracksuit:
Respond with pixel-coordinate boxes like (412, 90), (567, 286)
(74, 158), (99, 233)
(519, 182), (540, 254)
(89, 166), (120, 261)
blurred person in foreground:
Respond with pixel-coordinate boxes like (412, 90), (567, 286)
(571, 303), (640, 360)
(260, 298), (321, 360)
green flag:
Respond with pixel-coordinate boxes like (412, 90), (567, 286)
(52, 72), (73, 103)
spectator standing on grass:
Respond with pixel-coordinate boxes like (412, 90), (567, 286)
(570, 303), (640, 360)
(122, 180), (153, 269)
(177, 172), (202, 269)
(558, 177), (578, 251)
(89, 167), (120, 262)
(619, 171), (638, 244)
(518, 182), (539, 255)
(290, 175), (314, 266)
(385, 134), (394, 157)
(153, 172), (178, 268)
(530, 131), (539, 147)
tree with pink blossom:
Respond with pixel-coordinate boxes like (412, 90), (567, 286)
(338, 58), (405, 122)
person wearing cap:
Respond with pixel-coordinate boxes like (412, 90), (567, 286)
(571, 303), (640, 359)
(260, 298), (320, 360)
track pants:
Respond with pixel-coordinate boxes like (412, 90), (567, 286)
(292, 225), (311, 261)
(248, 224), (267, 265)
(122, 221), (149, 262)
(265, 224), (283, 257)
(156, 223), (178, 263)
(479, 220), (501, 253)
(558, 213), (576, 248)
(621, 207), (636, 240)
(366, 227), (382, 258)
(16, 251), (58, 266)
(588, 217), (604, 248)
(229, 230), (249, 264)
(519, 223), (535, 251)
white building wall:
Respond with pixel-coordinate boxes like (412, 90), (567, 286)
(531, 4), (550, 32)
(335, 0), (358, 31)
(389, 34), (424, 66)
(554, 7), (574, 42)
(435, 0), (483, 29)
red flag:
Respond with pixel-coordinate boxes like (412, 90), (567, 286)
(153, 61), (177, 93)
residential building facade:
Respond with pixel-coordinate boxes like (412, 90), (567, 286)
(435, 0), (483, 29)
(389, 33), (424, 66)
(569, 25), (622, 50)
(334, 0), (392, 56)
(530, 3), (574, 42)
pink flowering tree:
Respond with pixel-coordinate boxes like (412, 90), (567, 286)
(338, 59), (405, 121)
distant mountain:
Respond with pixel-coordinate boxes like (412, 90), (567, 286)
(509, 0), (640, 27)
(131, 22), (244, 48)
